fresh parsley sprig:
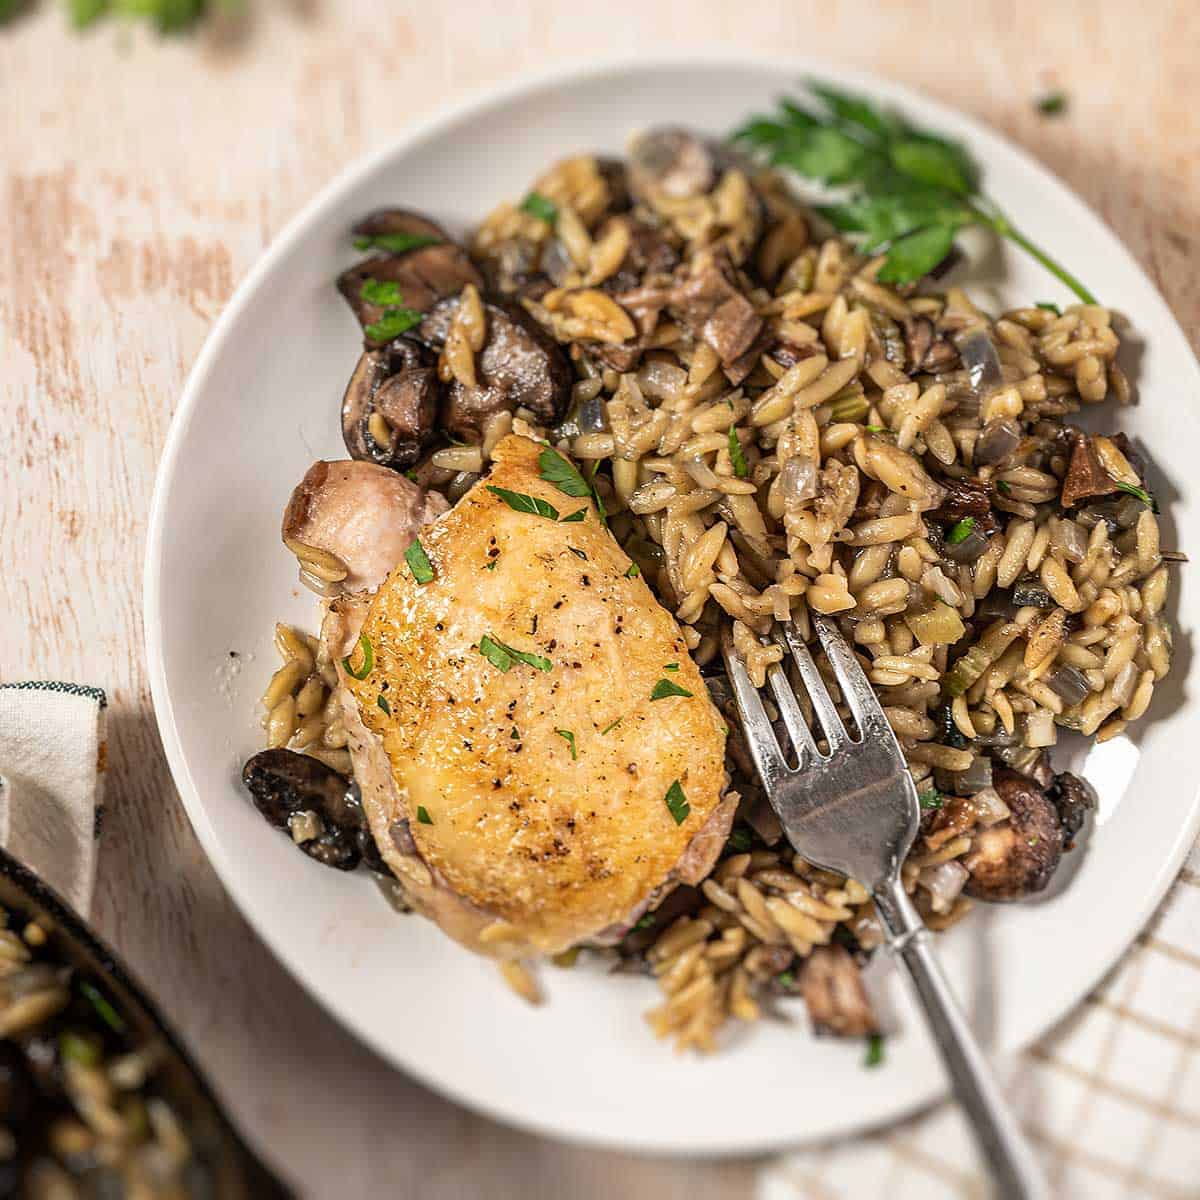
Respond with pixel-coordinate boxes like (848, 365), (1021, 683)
(734, 81), (1096, 303)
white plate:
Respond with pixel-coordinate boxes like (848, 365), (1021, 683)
(145, 53), (1200, 1155)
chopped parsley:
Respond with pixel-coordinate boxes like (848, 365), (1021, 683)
(865, 424), (889, 434)
(511, 726), (520, 739)
(625, 563), (640, 578)
(727, 824), (754, 853)
(918, 787), (943, 810)
(80, 981), (125, 1035)
(728, 427), (749, 478)
(864, 1033), (885, 1068)
(341, 633), (374, 680)
(1035, 91), (1068, 117)
(485, 559), (498, 571)
(539, 446), (606, 524)
(486, 486), (561, 520)
(650, 678), (694, 701)
(1115, 481), (1158, 512)
(664, 663), (679, 671)
(777, 970), (796, 989)
(663, 780), (690, 826)
(360, 277), (423, 342)
(477, 634), (552, 674)
(560, 507), (588, 523)
(416, 806), (433, 825)
(554, 729), (577, 760)
(59, 1030), (101, 1067)
(1035, 301), (1062, 314)
(995, 480), (1012, 496)
(538, 446), (593, 499)
(404, 538), (435, 584)
(377, 694), (391, 716)
(520, 191), (558, 225)
(634, 914), (656, 931)
(945, 517), (976, 545)
(600, 717), (623, 735)
(353, 232), (440, 255)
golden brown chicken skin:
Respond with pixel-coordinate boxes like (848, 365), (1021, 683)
(342, 434), (730, 957)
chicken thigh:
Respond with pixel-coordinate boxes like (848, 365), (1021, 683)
(339, 435), (731, 957)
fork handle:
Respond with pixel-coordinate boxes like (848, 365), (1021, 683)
(873, 880), (1048, 1200)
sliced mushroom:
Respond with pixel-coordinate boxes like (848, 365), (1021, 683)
(798, 944), (879, 1037)
(905, 315), (959, 372)
(1061, 433), (1119, 508)
(282, 459), (449, 594)
(961, 769), (1065, 901)
(628, 128), (718, 201)
(667, 249), (763, 367)
(241, 748), (368, 871)
(1049, 771), (1095, 847)
(342, 337), (439, 468)
(351, 208), (450, 246)
(419, 296), (571, 436)
(931, 476), (999, 535)
(337, 244), (483, 347)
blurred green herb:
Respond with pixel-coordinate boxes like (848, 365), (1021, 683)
(734, 81), (1095, 302)
(520, 191), (558, 225)
(1036, 91), (1068, 117)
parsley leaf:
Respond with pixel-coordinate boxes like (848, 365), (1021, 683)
(341, 634), (374, 680)
(777, 970), (796, 989)
(364, 306), (422, 342)
(538, 447), (592, 498)
(416, 806), (433, 825)
(404, 538), (435, 584)
(1036, 91), (1068, 117)
(634, 914), (656, 931)
(864, 1033), (885, 1068)
(664, 663), (679, 671)
(520, 191), (558, 225)
(486, 486), (560, 521)
(600, 717), (623, 735)
(477, 634), (552, 674)
(734, 81), (1096, 302)
(377, 694), (391, 716)
(353, 232), (440, 255)
(80, 981), (125, 1035)
(663, 780), (690, 826)
(360, 278), (404, 307)
(560, 507), (588, 523)
(554, 729), (577, 760)
(728, 427), (749, 478)
(918, 787), (943, 810)
(995, 480), (1012, 496)
(650, 678), (694, 701)
(1036, 300), (1062, 314)
(1115, 481), (1158, 512)
(945, 517), (977, 545)
(484, 559), (498, 571)
(625, 563), (640, 578)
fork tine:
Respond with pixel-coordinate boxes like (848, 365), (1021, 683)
(776, 622), (848, 749)
(765, 662), (819, 765)
(811, 613), (889, 738)
(721, 632), (790, 785)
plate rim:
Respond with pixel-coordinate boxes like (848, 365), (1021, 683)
(144, 48), (1200, 1156)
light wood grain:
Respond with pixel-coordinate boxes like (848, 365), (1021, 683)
(1, 2), (1197, 1196)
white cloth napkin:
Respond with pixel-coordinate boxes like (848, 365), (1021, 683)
(0, 681), (107, 916)
(759, 839), (1200, 1199)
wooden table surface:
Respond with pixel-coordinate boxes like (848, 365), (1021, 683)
(2, 2), (1197, 1195)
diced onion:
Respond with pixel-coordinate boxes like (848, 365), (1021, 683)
(956, 328), (1004, 397)
(1044, 663), (1090, 707)
(779, 455), (819, 504)
(920, 861), (969, 913)
(971, 786), (1011, 827)
(974, 419), (1022, 465)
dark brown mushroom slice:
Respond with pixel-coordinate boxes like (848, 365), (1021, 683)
(798, 944), (879, 1037)
(723, 328), (774, 386)
(628, 128), (718, 201)
(418, 296), (571, 436)
(931, 477), (1000, 535)
(597, 217), (680, 296)
(241, 748), (369, 872)
(337, 244), (483, 347)
(351, 208), (450, 246)
(668, 250), (763, 367)
(961, 769), (1065, 901)
(904, 315), (960, 372)
(1061, 433), (1120, 508)
(1048, 771), (1095, 847)
(341, 336), (439, 469)
(594, 156), (631, 213)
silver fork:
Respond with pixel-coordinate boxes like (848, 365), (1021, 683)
(723, 614), (1047, 1200)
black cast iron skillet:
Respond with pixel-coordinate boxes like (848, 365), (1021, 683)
(0, 845), (293, 1197)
